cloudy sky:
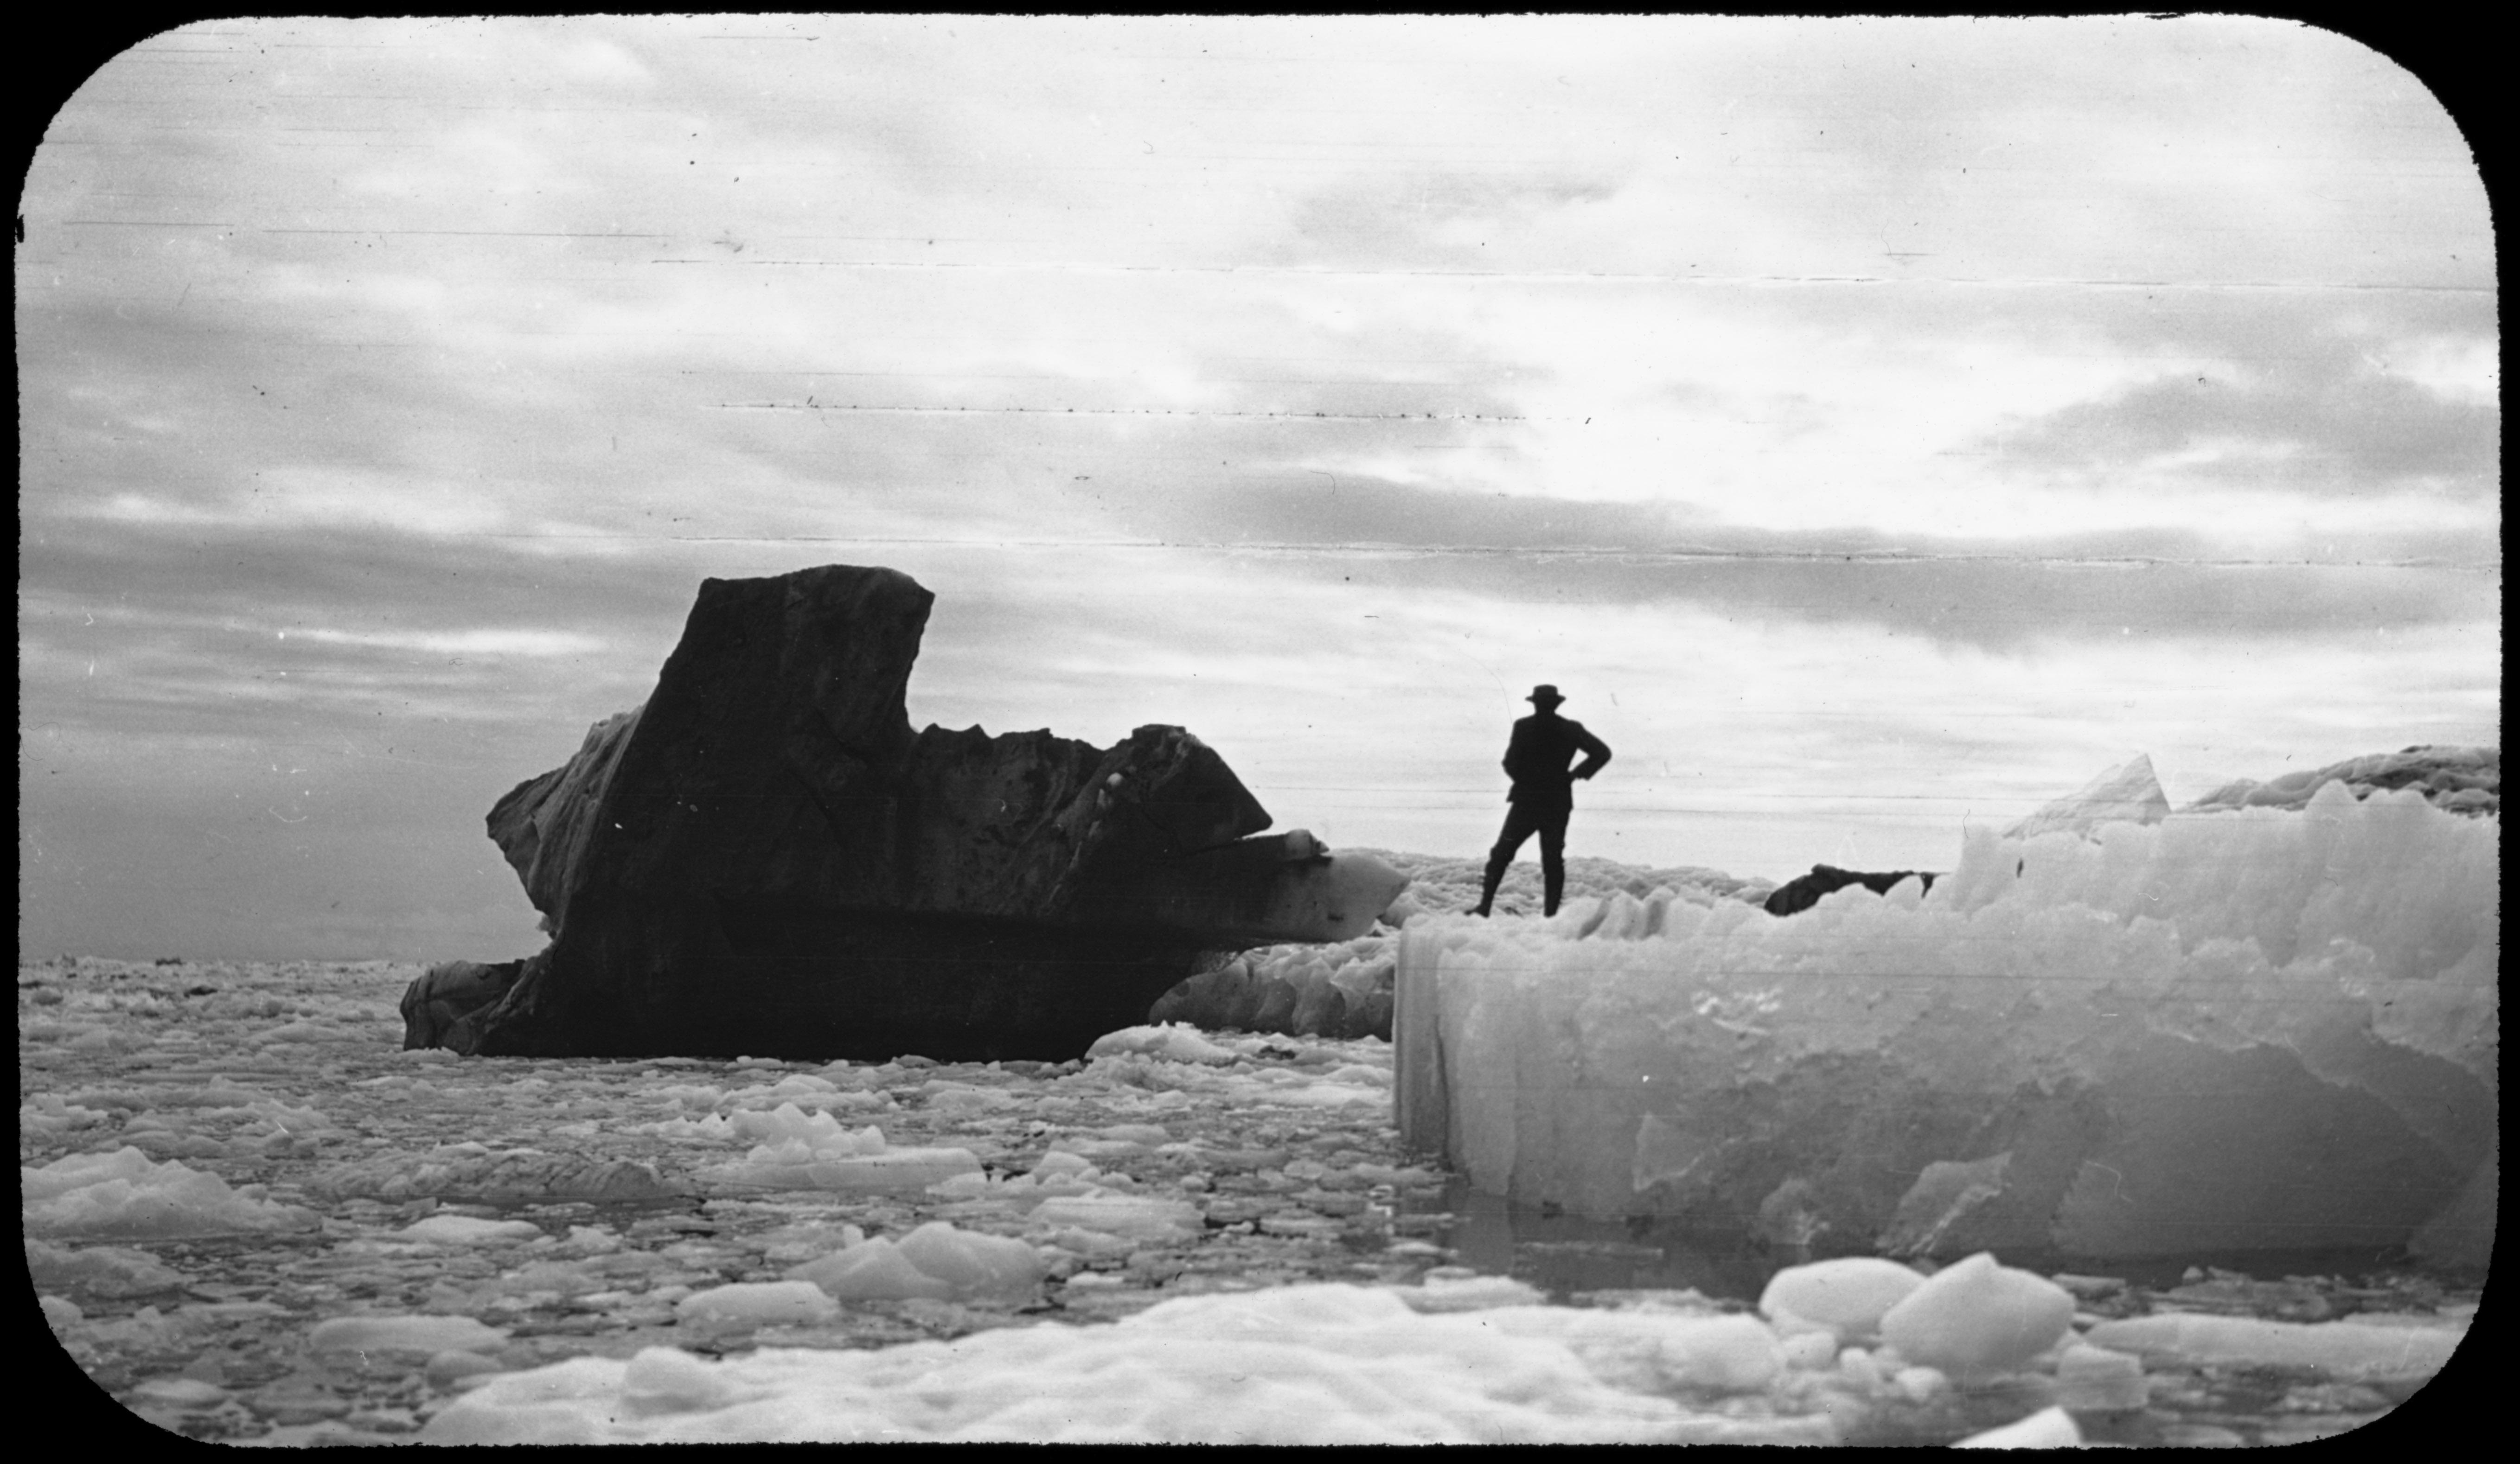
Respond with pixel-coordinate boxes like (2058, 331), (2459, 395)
(19, 16), (2498, 962)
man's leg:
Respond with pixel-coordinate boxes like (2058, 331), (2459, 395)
(1475, 804), (1541, 915)
(1539, 809), (1569, 916)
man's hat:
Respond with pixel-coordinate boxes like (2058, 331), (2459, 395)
(1527, 684), (1565, 706)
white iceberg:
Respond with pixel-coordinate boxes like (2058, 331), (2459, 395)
(2003, 754), (2169, 841)
(1395, 783), (2496, 1263)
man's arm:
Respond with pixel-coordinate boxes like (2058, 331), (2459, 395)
(1502, 722), (1531, 781)
(1570, 725), (1611, 782)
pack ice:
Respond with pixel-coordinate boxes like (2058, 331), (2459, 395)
(1395, 780), (2496, 1264)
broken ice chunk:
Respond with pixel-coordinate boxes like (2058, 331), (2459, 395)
(399, 1215), (543, 1246)
(23, 1238), (189, 1297)
(2053, 1342), (2148, 1412)
(620, 1347), (742, 1413)
(23, 1147), (318, 1238)
(788, 1238), (954, 1301)
(2004, 755), (2169, 842)
(1951, 1405), (2083, 1448)
(1085, 1024), (1241, 1066)
(702, 1143), (983, 1194)
(1025, 1194), (1202, 1243)
(1756, 1257), (1925, 1344)
(1876, 1253), (2072, 1379)
(309, 1314), (510, 1356)
(893, 1221), (1044, 1297)
(676, 1280), (843, 1328)
(1394, 1274), (1547, 1313)
(2081, 1312), (2465, 1381)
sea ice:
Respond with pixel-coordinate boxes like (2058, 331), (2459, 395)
(1394, 783), (2496, 1261)
(894, 1221), (1045, 1296)
(419, 1281), (1829, 1445)
(785, 1221), (1044, 1305)
(1395, 1272), (1548, 1312)
(1757, 1256), (1926, 1343)
(2004, 754), (2169, 840)
(675, 1281), (844, 1328)
(1478, 1306), (1784, 1393)
(789, 1237), (956, 1301)
(20, 1095), (113, 1138)
(1025, 1194), (1203, 1243)
(2183, 745), (2497, 818)
(310, 1143), (684, 1204)
(2053, 1342), (2148, 1412)
(1145, 850), (1784, 1041)
(24, 1239), (189, 1297)
(699, 1138), (984, 1195)
(1084, 1023), (1241, 1065)
(397, 1214), (544, 1246)
(1952, 1406), (2083, 1448)
(2082, 1312), (2466, 1381)
(1875, 1253), (2074, 1378)
(308, 1314), (510, 1356)
(22, 1146), (318, 1238)
(653, 1101), (990, 1195)
(636, 1103), (887, 1151)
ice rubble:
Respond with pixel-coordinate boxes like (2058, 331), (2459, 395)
(419, 1280), (1833, 1445)
(22, 1147), (319, 1239)
(2083, 1312), (2467, 1380)
(1395, 782), (2497, 1263)
(415, 1236), (2461, 1446)
(1149, 856), (1778, 1043)
(24, 1239), (188, 1297)
(783, 1221), (1045, 1302)
(308, 1313), (510, 1356)
(2184, 744), (2497, 818)
(686, 1118), (984, 1195)
(26, 954), (2482, 1445)
(307, 1142), (684, 1204)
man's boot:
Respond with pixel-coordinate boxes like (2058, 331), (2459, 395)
(1471, 854), (1508, 916)
(1543, 863), (1565, 918)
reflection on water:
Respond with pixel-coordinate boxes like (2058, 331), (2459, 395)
(1404, 1175), (2456, 1306)
(1405, 1176), (1782, 1303)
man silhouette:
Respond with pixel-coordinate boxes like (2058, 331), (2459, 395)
(1471, 684), (1612, 917)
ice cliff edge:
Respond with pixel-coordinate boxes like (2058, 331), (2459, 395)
(1396, 771), (2497, 1266)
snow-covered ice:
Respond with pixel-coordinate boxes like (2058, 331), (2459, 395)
(1149, 852), (1776, 1041)
(419, 1281), (1825, 1445)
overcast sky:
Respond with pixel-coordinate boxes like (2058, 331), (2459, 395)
(19, 16), (2498, 962)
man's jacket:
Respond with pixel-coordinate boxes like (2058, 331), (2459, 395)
(1502, 713), (1612, 810)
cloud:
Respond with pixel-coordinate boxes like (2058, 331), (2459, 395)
(19, 16), (2495, 957)
(1045, 462), (2496, 646)
(1973, 313), (2498, 498)
(288, 627), (608, 658)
